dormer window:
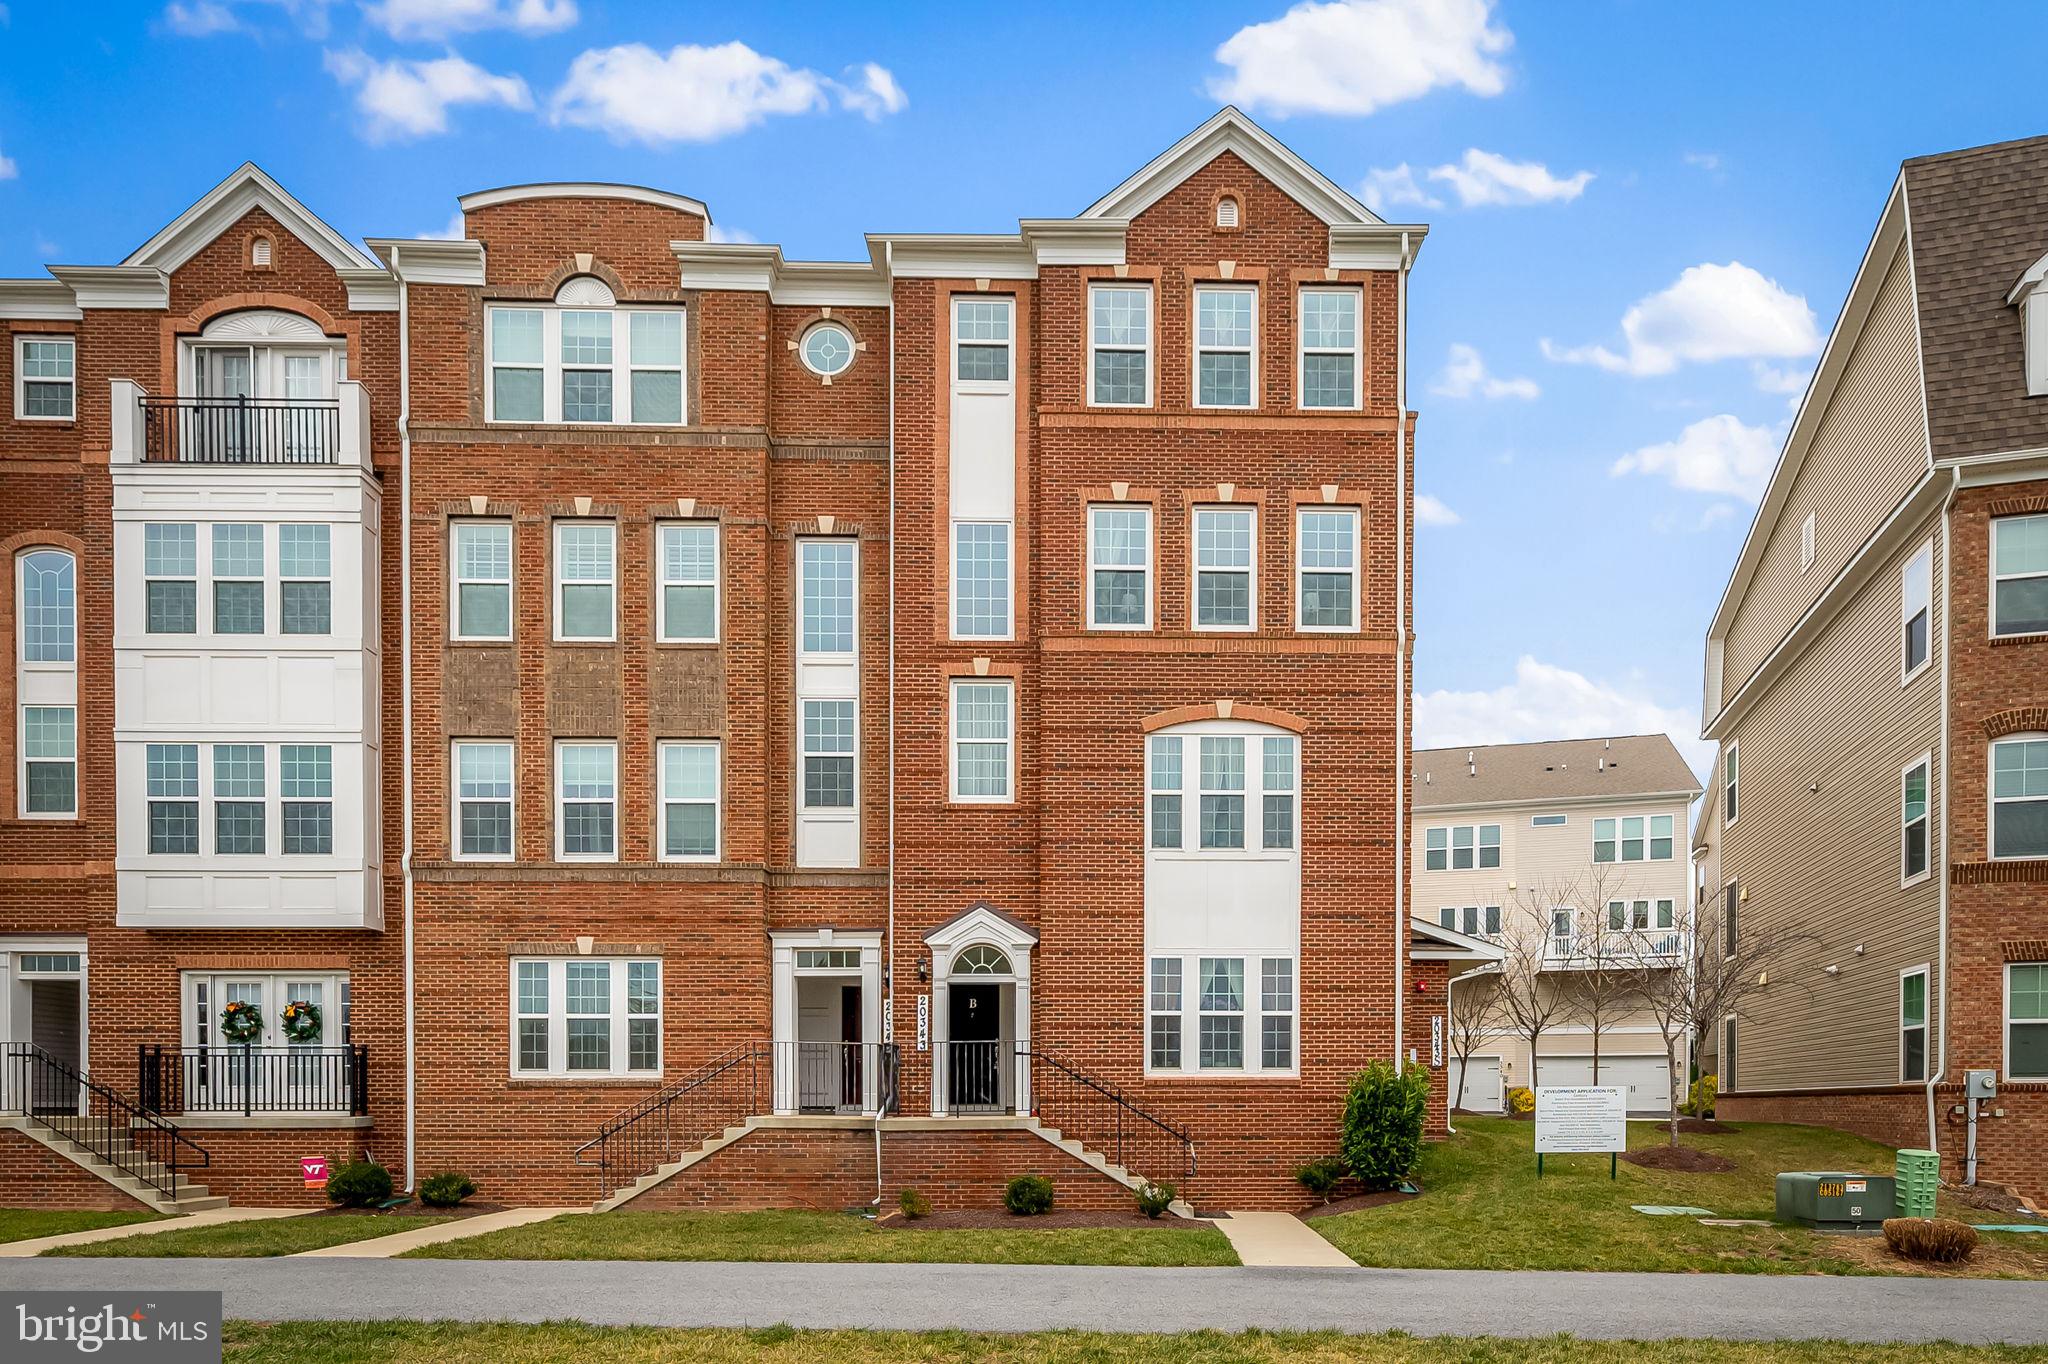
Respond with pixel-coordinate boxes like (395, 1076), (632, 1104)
(2007, 249), (2048, 396)
(485, 277), (686, 426)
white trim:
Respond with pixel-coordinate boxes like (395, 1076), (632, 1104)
(1900, 962), (1931, 1083)
(1989, 731), (2048, 861)
(1590, 810), (1678, 864)
(655, 521), (720, 645)
(1149, 724), (1299, 860)
(1902, 536), (1934, 683)
(450, 739), (514, 863)
(1080, 106), (1380, 228)
(1191, 504), (1257, 632)
(1990, 511), (2048, 641)
(798, 320), (858, 378)
(657, 739), (721, 863)
(508, 956), (662, 1080)
(1192, 284), (1258, 410)
(1297, 285), (1364, 411)
(1902, 751), (1933, 888)
(17, 547), (78, 822)
(461, 182), (709, 221)
(12, 334), (75, 422)
(1723, 739), (1739, 827)
(1144, 951), (1299, 1079)
(123, 163), (380, 274)
(1086, 503), (1153, 632)
(948, 678), (1014, 805)
(1420, 821), (1502, 872)
(1086, 282), (1152, 408)
(553, 739), (618, 863)
(2007, 960), (2048, 1083)
(0, 281), (82, 321)
(949, 294), (1013, 393)
(484, 303), (687, 428)
(1294, 505), (1361, 632)
(552, 520), (616, 643)
(449, 519), (513, 643)
(949, 520), (1014, 642)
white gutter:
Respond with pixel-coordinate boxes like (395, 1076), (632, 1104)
(1393, 229), (1411, 1069)
(393, 244), (417, 1194)
(1927, 464), (1959, 1155)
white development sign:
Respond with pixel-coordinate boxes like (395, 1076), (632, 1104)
(1534, 1086), (1627, 1154)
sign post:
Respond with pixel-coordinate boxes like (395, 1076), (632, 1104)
(1533, 1086), (1627, 1179)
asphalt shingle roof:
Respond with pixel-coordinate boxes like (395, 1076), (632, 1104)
(1412, 734), (1701, 810)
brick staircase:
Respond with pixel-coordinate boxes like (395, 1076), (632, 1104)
(2, 1043), (220, 1215)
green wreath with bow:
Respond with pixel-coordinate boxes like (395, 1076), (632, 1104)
(218, 999), (264, 1044)
(279, 999), (323, 1044)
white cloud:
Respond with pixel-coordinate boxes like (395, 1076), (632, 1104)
(0, 144), (16, 181)
(1751, 361), (1809, 395)
(1429, 343), (1538, 400)
(1415, 493), (1461, 527)
(417, 209), (467, 240)
(551, 42), (902, 144)
(1684, 151), (1724, 173)
(1359, 164), (1440, 214)
(1610, 413), (1780, 502)
(325, 49), (533, 141)
(365, 0), (576, 39)
(1541, 261), (1820, 377)
(1209, 0), (1511, 117)
(1415, 654), (1710, 779)
(164, 0), (240, 33)
(163, 0), (335, 36)
(705, 223), (757, 245)
(1426, 149), (1591, 207)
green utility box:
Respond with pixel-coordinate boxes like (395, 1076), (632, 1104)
(1775, 1171), (1897, 1229)
(1895, 1149), (1940, 1219)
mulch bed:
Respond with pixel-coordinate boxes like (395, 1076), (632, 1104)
(877, 1208), (1196, 1231)
(1942, 1181), (2041, 1216)
(1622, 1145), (1737, 1173)
(304, 1200), (505, 1221)
(1298, 1186), (1423, 1221)
(1673, 1117), (1739, 1134)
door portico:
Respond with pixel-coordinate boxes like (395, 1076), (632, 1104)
(924, 902), (1036, 1116)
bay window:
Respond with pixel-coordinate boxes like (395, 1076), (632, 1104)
(278, 524), (331, 635)
(211, 525), (264, 635)
(145, 525), (198, 634)
(279, 744), (333, 855)
(213, 744), (266, 855)
(147, 743), (200, 854)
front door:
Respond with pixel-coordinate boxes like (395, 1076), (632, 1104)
(27, 979), (81, 1112)
(838, 984), (862, 1107)
(948, 983), (1002, 1112)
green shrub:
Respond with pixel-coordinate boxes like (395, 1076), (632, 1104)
(1340, 1061), (1429, 1191)
(1883, 1217), (1977, 1263)
(1293, 1156), (1348, 1202)
(898, 1188), (931, 1220)
(1002, 1175), (1055, 1216)
(1681, 1073), (1718, 1117)
(1134, 1181), (1177, 1218)
(325, 1159), (394, 1208)
(419, 1172), (475, 1208)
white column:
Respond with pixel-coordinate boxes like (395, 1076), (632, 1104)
(861, 942), (883, 1114)
(1014, 952), (1033, 1114)
(770, 942), (796, 1115)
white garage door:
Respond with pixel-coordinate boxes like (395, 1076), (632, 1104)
(1536, 1055), (1670, 1112)
(1447, 1056), (1503, 1112)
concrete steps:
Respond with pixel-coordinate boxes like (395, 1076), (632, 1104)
(3, 1116), (227, 1215)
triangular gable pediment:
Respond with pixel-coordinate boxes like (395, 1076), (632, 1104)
(922, 900), (1038, 949)
(1081, 106), (1381, 228)
(122, 162), (380, 276)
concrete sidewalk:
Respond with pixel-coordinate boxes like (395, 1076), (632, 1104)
(1210, 1211), (1355, 1267)
(291, 1207), (580, 1258)
(0, 1208), (315, 1259)
(3, 1258), (2045, 1343)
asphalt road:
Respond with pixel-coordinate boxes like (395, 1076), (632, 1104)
(5, 1258), (2047, 1342)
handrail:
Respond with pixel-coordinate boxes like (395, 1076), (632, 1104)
(3, 1042), (208, 1200)
(1021, 1045), (1196, 1190)
(574, 1042), (769, 1197)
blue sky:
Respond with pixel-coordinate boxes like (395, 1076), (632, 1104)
(2, 0), (2042, 775)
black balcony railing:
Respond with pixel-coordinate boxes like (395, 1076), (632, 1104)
(140, 396), (340, 465)
(137, 1044), (369, 1117)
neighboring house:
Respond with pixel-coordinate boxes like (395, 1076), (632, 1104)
(1699, 134), (2048, 1199)
(0, 108), (1437, 1212)
(1414, 735), (1701, 1115)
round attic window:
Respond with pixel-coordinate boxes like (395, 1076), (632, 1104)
(800, 322), (856, 377)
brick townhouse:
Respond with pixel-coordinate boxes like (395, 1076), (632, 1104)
(0, 108), (1470, 1214)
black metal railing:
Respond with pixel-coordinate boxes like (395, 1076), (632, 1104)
(140, 396), (340, 465)
(932, 1039), (1011, 1115)
(770, 1040), (893, 1116)
(576, 1042), (767, 1198)
(1022, 1045), (1196, 1190)
(137, 1044), (368, 1118)
(2, 1042), (207, 1201)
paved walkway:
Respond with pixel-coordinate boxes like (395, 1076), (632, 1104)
(292, 1207), (580, 1258)
(1210, 1211), (1355, 1267)
(0, 1209), (314, 1259)
(3, 1258), (2044, 1342)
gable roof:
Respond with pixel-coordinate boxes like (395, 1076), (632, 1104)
(122, 162), (381, 275)
(1413, 734), (1701, 811)
(1081, 106), (1383, 227)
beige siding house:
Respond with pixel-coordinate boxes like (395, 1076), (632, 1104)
(1414, 736), (1702, 1114)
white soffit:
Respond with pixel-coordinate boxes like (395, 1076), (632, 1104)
(671, 242), (890, 307)
(0, 279), (82, 320)
(122, 162), (381, 276)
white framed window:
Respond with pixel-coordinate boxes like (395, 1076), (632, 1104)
(1087, 505), (1152, 630)
(1593, 814), (1674, 863)
(451, 521), (512, 641)
(144, 525), (198, 635)
(211, 524), (264, 635)
(801, 700), (857, 812)
(14, 335), (74, 420)
(1298, 288), (1361, 410)
(799, 322), (857, 378)
(1723, 740), (1739, 825)
(1437, 905), (1503, 937)
(555, 741), (617, 862)
(1902, 539), (1932, 681)
(951, 522), (1012, 640)
(950, 679), (1013, 803)
(1193, 506), (1256, 630)
(1993, 513), (2048, 638)
(1150, 730), (1298, 856)
(1721, 1014), (1737, 1089)
(1198, 736), (1246, 849)
(1992, 734), (2048, 859)
(1800, 512), (1816, 572)
(1148, 958), (1182, 1068)
(20, 705), (74, 818)
(510, 957), (661, 1078)
(213, 744), (266, 855)
(658, 522), (719, 644)
(1148, 734), (1182, 850)
(1423, 823), (1501, 871)
(1722, 880), (1739, 961)
(1144, 953), (1297, 1076)
(146, 743), (200, 854)
(1260, 959), (1295, 1068)
(1088, 284), (1151, 406)
(453, 740), (514, 861)
(18, 547), (76, 820)
(279, 744), (333, 855)
(1902, 754), (1931, 885)
(1901, 965), (1929, 1083)
(659, 740), (720, 861)
(952, 297), (1012, 386)
(1532, 813), (1567, 827)
(20, 549), (74, 666)
(1198, 957), (1245, 1068)
(798, 540), (857, 655)
(1194, 285), (1257, 408)
(1296, 507), (1359, 630)
(278, 525), (331, 636)
(484, 299), (686, 426)
(553, 521), (615, 642)
(2010, 962), (2048, 1081)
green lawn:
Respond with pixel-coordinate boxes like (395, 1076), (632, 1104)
(47, 1212), (458, 1258)
(1311, 1117), (2045, 1276)
(0, 1207), (164, 1244)
(218, 1323), (2048, 1364)
(406, 1209), (1238, 1267)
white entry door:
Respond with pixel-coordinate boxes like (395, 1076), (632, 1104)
(1542, 1054), (1671, 1112)
(1447, 1056), (1503, 1112)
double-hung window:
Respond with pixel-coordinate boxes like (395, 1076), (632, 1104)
(1594, 814), (1673, 862)
(953, 298), (1011, 382)
(554, 522), (615, 641)
(1992, 735), (2048, 859)
(1148, 958), (1182, 1068)
(1902, 540), (1932, 679)
(627, 312), (685, 424)
(1151, 729), (1298, 855)
(799, 540), (857, 654)
(20, 706), (74, 817)
(2011, 963), (2048, 1080)
(1723, 741), (1739, 824)
(1260, 960), (1295, 1068)
(146, 743), (200, 854)
(658, 523), (718, 643)
(1148, 735), (1183, 849)
(1087, 505), (1151, 629)
(1993, 514), (2048, 638)
(950, 679), (1013, 802)
(952, 522), (1011, 639)
(802, 701), (857, 811)
(280, 745), (333, 855)
(1193, 506), (1255, 630)
(796, 538), (859, 865)
(1194, 285), (1256, 408)
(486, 301), (686, 426)
(1298, 288), (1361, 409)
(488, 308), (545, 422)
(145, 525), (199, 634)
(1437, 905), (1503, 937)
(1296, 508), (1359, 630)
(1903, 756), (1931, 883)
(453, 740), (513, 859)
(1089, 284), (1151, 406)
(1148, 952), (1296, 1075)
(14, 336), (75, 420)
(1901, 966), (1929, 1083)
(278, 525), (331, 635)
(511, 957), (661, 1078)
(213, 744), (265, 855)
(18, 548), (76, 818)
(1426, 823), (1501, 870)
(451, 521), (512, 640)
(555, 741), (617, 861)
(211, 525), (264, 635)
(559, 311), (613, 422)
(1198, 957), (1245, 1068)
(1261, 736), (1297, 850)
(659, 740), (719, 861)
(1198, 736), (1246, 849)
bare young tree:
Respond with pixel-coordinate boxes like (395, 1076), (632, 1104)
(1444, 965), (1509, 1112)
(1492, 891), (1571, 1092)
(1553, 865), (1658, 1085)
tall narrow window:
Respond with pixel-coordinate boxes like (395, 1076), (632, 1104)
(1296, 508), (1359, 630)
(626, 960), (661, 1071)
(515, 961), (549, 1072)
(20, 706), (74, 816)
(555, 742), (617, 861)
(1194, 286), (1256, 408)
(20, 550), (74, 663)
(1993, 514), (2048, 638)
(451, 521), (512, 640)
(1198, 735), (1246, 850)
(1087, 505), (1151, 630)
(147, 743), (199, 854)
(213, 744), (266, 855)
(1193, 507), (1255, 630)
(554, 522), (615, 642)
(211, 525), (265, 635)
(1902, 756), (1930, 883)
(1723, 741), (1739, 824)
(659, 740), (719, 861)
(1298, 288), (1361, 409)
(1992, 735), (2048, 859)
(279, 525), (331, 635)
(565, 960), (611, 1070)
(1148, 958), (1182, 1069)
(1902, 540), (1932, 679)
(454, 741), (513, 859)
(1722, 881), (1739, 959)
(1900, 967), (1928, 1083)
(1260, 959), (1295, 1069)
(658, 523), (718, 643)
(1148, 735), (1182, 849)
(802, 701), (857, 812)
(1800, 512), (1816, 572)
(953, 298), (1012, 382)
(1650, 814), (1674, 860)
(950, 680), (1013, 802)
(14, 336), (75, 420)
(1722, 1015), (1738, 1089)
(1089, 284), (1151, 406)
(280, 744), (333, 855)
(18, 548), (76, 821)
(1262, 736), (1297, 850)
(951, 522), (1012, 639)
(799, 541), (857, 654)
(1198, 958), (1245, 1068)
(559, 311), (614, 423)
(488, 308), (544, 422)
(145, 525), (198, 634)
(627, 312), (684, 424)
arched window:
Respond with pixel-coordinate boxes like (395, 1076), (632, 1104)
(952, 945), (1011, 976)
(17, 548), (77, 818)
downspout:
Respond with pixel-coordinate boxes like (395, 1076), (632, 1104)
(1442, 963), (1491, 1135)
(1928, 463), (1959, 1160)
(876, 238), (897, 1213)
(393, 244), (417, 1195)
(1392, 231), (1411, 1069)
